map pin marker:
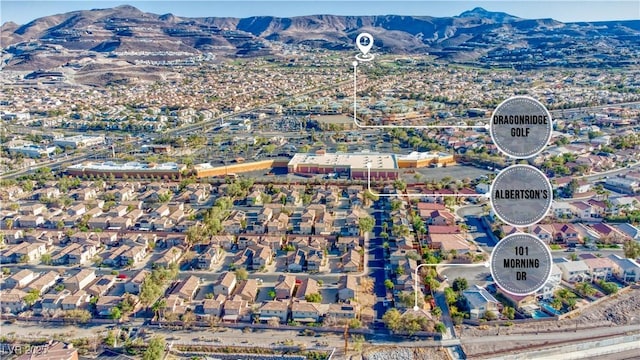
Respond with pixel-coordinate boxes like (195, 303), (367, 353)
(356, 32), (373, 56)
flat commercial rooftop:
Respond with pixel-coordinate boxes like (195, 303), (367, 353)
(288, 152), (397, 170)
(68, 161), (182, 171)
(398, 151), (452, 160)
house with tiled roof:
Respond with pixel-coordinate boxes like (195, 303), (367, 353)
(0, 289), (27, 313)
(275, 274), (296, 300)
(4, 269), (36, 289)
(342, 249), (361, 273)
(425, 210), (455, 225)
(258, 300), (289, 323)
(26, 270), (59, 294)
(583, 257), (616, 281)
(203, 294), (226, 317)
(557, 260), (589, 283)
(338, 275), (358, 301)
(291, 302), (321, 323)
(590, 223), (628, 244)
(234, 279), (258, 303)
(570, 201), (594, 220)
(64, 269), (96, 292)
(608, 254), (640, 283)
(171, 275), (200, 301)
(551, 223), (581, 245)
(213, 272), (237, 296)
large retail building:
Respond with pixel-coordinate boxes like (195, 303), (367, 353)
(288, 151), (398, 180)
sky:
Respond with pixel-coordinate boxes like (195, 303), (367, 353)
(2, 0), (639, 25)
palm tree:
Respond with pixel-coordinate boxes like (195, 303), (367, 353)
(151, 299), (166, 320)
(576, 282), (596, 297)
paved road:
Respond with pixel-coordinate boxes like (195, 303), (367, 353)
(440, 266), (491, 288)
(434, 290), (456, 340)
(581, 161), (640, 183)
(461, 324), (640, 345)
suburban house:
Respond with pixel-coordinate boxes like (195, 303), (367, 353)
(608, 254), (640, 283)
(338, 275), (358, 301)
(557, 261), (590, 283)
(296, 278), (319, 300)
(233, 279), (258, 303)
(342, 249), (361, 272)
(326, 303), (359, 320)
(537, 264), (562, 300)
(222, 298), (249, 322)
(155, 248), (183, 268)
(171, 275), (200, 301)
(274, 275), (296, 299)
(124, 270), (149, 294)
(203, 294), (226, 317)
(26, 271), (59, 294)
(291, 302), (321, 323)
(86, 275), (116, 297)
(4, 269), (36, 289)
(463, 285), (500, 319)
(429, 233), (471, 254)
(213, 272), (237, 296)
(64, 269), (96, 292)
(0, 289), (28, 313)
(497, 290), (537, 312)
(287, 249), (306, 272)
(583, 257), (616, 281)
(61, 290), (90, 310)
(258, 300), (289, 323)
(96, 296), (121, 315)
(195, 246), (222, 270)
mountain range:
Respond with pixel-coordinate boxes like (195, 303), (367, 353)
(2, 5), (639, 71)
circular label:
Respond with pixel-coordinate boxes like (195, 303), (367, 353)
(490, 233), (552, 296)
(490, 96), (552, 159)
(490, 164), (552, 227)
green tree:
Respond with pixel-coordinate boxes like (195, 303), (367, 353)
(575, 282), (596, 297)
(235, 267), (249, 281)
(358, 215), (375, 235)
(483, 310), (497, 321)
(151, 299), (166, 320)
(263, 144), (277, 155)
(110, 307), (122, 320)
(40, 253), (52, 265)
(384, 279), (394, 290)
(393, 179), (407, 191)
(104, 330), (116, 347)
(435, 322), (446, 333)
(305, 293), (322, 303)
(143, 336), (165, 360)
(502, 306), (515, 320)
(444, 287), (457, 305)
(452, 277), (468, 292)
(382, 308), (402, 332)
(597, 280), (618, 295)
(623, 240), (640, 259)
(22, 180), (34, 192)
(24, 289), (40, 306)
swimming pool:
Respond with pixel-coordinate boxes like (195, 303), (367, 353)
(530, 310), (552, 319)
(540, 302), (562, 316)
